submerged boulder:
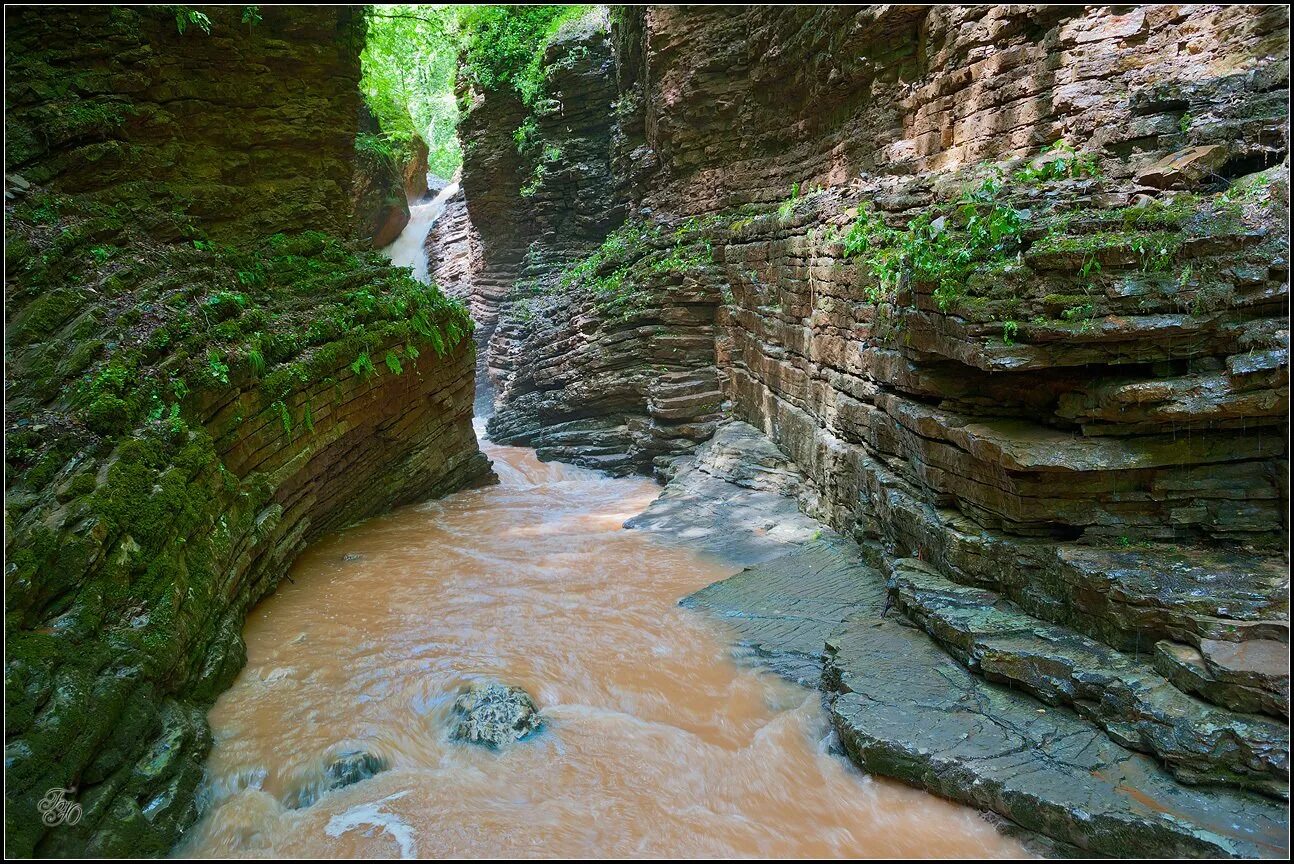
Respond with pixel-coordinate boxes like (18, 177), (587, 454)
(449, 682), (543, 748)
(287, 750), (388, 809)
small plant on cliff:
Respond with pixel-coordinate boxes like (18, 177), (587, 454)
(271, 399), (292, 436)
(1000, 319), (1020, 345)
(460, 5), (596, 106)
(350, 351), (377, 380)
(1013, 139), (1101, 184)
(168, 6), (212, 35)
(778, 183), (801, 221)
(355, 132), (402, 172)
(843, 179), (1028, 311)
(206, 350), (230, 385)
(514, 117), (540, 156)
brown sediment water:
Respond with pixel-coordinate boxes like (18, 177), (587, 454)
(178, 427), (1030, 858)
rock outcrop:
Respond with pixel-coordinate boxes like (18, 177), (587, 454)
(4, 7), (491, 856)
(449, 681), (544, 749)
(647, 424), (1286, 857)
(440, 5), (1289, 856)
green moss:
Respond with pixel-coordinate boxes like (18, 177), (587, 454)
(843, 179), (1027, 310)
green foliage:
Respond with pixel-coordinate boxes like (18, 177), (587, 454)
(206, 350), (230, 385)
(360, 5), (599, 179)
(1013, 140), (1101, 184)
(514, 116), (540, 155)
(549, 216), (717, 320)
(384, 349), (404, 376)
(1001, 319), (1019, 345)
(361, 5), (466, 178)
(351, 351), (377, 380)
(274, 399), (292, 435)
(168, 6), (212, 35)
(460, 5), (595, 106)
(843, 179), (1027, 309)
(247, 346), (266, 379)
(354, 131), (402, 171)
(778, 183), (801, 221)
(6, 190), (472, 495)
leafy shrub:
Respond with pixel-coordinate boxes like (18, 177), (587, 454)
(843, 179), (1027, 310)
(460, 5), (594, 106)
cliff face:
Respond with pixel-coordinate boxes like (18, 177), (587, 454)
(472, 12), (726, 474)
(4, 7), (490, 856)
(5, 6), (366, 242)
(442, 4), (1290, 855)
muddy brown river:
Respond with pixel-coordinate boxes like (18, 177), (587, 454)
(178, 426), (1028, 858)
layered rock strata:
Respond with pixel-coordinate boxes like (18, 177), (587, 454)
(4, 7), (491, 856)
(653, 423), (1287, 858)
(442, 4), (1290, 856)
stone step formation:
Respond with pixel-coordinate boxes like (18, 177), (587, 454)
(651, 423), (1288, 858)
(434, 5), (1289, 857)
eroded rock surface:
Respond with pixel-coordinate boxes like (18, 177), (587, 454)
(449, 682), (544, 749)
(438, 5), (1289, 856)
(4, 8), (492, 856)
(651, 420), (1288, 856)
(826, 613), (1288, 859)
(627, 421), (823, 565)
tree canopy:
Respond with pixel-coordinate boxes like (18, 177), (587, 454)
(359, 4), (598, 179)
(360, 4), (464, 179)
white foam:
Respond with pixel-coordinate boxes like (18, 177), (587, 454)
(324, 790), (417, 858)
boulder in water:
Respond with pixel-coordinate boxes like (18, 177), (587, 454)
(449, 681), (543, 748)
(287, 750), (387, 809)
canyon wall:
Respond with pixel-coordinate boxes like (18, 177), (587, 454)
(444, 5), (1289, 855)
(4, 7), (490, 855)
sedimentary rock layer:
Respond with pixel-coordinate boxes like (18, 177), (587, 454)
(4, 6), (365, 243)
(4, 8), (491, 856)
(442, 5), (1290, 855)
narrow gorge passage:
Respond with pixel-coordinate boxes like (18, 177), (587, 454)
(5, 6), (1287, 859)
(176, 425), (1027, 858)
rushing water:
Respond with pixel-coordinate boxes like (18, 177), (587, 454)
(178, 425), (1028, 858)
(382, 180), (460, 282)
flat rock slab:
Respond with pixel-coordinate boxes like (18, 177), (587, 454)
(682, 538), (885, 685)
(825, 613), (1289, 859)
(888, 559), (1289, 797)
(647, 421), (1290, 857)
(626, 421), (824, 566)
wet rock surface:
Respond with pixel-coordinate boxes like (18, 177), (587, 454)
(287, 751), (388, 810)
(449, 682), (544, 749)
(1155, 639), (1290, 720)
(650, 422), (1289, 857)
(627, 421), (823, 565)
(888, 559), (1289, 798)
(826, 613), (1288, 859)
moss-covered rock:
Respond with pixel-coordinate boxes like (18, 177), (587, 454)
(4, 7), (492, 857)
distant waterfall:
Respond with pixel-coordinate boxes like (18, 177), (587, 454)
(382, 180), (460, 283)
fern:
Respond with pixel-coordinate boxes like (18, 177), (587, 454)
(274, 400), (292, 436)
(350, 351), (377, 379)
(384, 350), (403, 376)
